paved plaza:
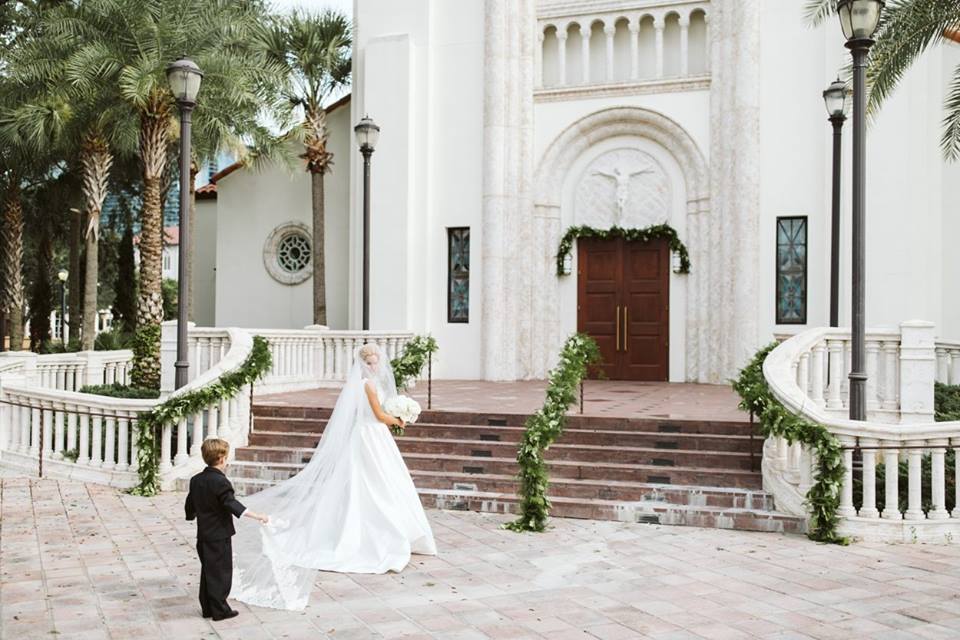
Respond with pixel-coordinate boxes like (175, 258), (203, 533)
(1, 478), (959, 640)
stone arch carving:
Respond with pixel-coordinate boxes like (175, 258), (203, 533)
(531, 106), (711, 381)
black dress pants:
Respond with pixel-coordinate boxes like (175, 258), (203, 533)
(197, 537), (233, 617)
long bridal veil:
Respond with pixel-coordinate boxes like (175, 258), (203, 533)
(231, 344), (400, 610)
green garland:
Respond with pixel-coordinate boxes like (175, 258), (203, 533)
(129, 335), (273, 497)
(556, 224), (692, 277)
(732, 343), (847, 544)
(505, 333), (601, 532)
(391, 335), (439, 391)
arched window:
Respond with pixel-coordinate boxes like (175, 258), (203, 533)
(613, 17), (632, 81)
(542, 25), (559, 87)
(663, 13), (682, 77)
(637, 15), (656, 79)
(688, 10), (708, 75)
(589, 21), (605, 82)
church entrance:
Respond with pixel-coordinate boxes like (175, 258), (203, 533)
(576, 237), (669, 381)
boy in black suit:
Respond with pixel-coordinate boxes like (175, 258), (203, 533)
(185, 438), (269, 621)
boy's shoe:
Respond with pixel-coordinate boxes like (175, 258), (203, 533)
(212, 610), (239, 622)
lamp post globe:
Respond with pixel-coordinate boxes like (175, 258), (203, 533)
(822, 78), (848, 119)
(166, 57), (203, 107)
(354, 115), (379, 331)
(354, 115), (380, 153)
(57, 269), (69, 283)
(837, 0), (885, 42)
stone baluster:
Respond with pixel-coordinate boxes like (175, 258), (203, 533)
(954, 443), (960, 518)
(797, 352), (809, 397)
(19, 405), (30, 454)
(77, 413), (90, 465)
(116, 414), (129, 472)
(842, 340), (852, 405)
(191, 413), (203, 458)
(773, 436), (788, 471)
(679, 14), (690, 75)
(865, 339), (880, 411)
(174, 417), (189, 466)
(860, 439), (879, 518)
(90, 414), (103, 467)
(929, 440), (950, 520)
(629, 21), (640, 79)
(557, 30), (568, 85)
(218, 398), (229, 438)
(129, 419), (139, 472)
(66, 412), (77, 458)
(192, 338), (202, 381)
(41, 408), (53, 461)
(881, 443), (901, 520)
(580, 24), (590, 83)
(604, 24), (615, 82)
(837, 437), (856, 517)
(208, 404), (219, 439)
(654, 16), (664, 78)
(810, 342), (826, 406)
(826, 339), (844, 410)
(881, 340), (899, 410)
(53, 408), (65, 460)
(936, 346), (949, 383)
(2, 399), (16, 452)
(207, 339), (218, 373)
(950, 348), (960, 384)
(159, 422), (172, 472)
(334, 338), (345, 379)
(703, 13), (710, 71)
(904, 445), (924, 520)
(103, 413), (116, 470)
(29, 406), (41, 455)
(787, 441), (802, 482)
(535, 30), (543, 89)
(106, 361), (117, 385)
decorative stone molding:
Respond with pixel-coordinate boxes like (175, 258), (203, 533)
(575, 148), (670, 228)
(534, 76), (710, 102)
(262, 222), (312, 286)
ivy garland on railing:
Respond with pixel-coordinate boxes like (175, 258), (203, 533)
(391, 335), (439, 391)
(732, 343), (847, 544)
(505, 333), (601, 532)
(129, 336), (273, 497)
(556, 224), (692, 277)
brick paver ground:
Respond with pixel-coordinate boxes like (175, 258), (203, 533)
(260, 381), (747, 422)
(1, 477), (959, 640)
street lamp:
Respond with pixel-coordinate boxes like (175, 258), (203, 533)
(838, 0), (884, 421)
(354, 115), (380, 331)
(823, 78), (847, 329)
(166, 57), (203, 389)
(57, 269), (69, 345)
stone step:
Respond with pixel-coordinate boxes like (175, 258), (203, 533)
(252, 405), (754, 435)
(229, 451), (763, 489)
(226, 477), (804, 535)
(244, 432), (759, 471)
(250, 417), (763, 453)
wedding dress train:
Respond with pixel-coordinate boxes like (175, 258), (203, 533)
(230, 344), (436, 611)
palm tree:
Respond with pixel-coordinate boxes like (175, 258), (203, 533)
(40, 0), (276, 387)
(806, 0), (960, 159)
(259, 9), (352, 326)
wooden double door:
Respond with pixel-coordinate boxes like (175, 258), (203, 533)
(577, 237), (670, 381)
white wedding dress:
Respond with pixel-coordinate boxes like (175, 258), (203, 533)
(230, 345), (437, 611)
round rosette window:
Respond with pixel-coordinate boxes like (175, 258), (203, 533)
(264, 222), (312, 285)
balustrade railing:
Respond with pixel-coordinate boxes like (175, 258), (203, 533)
(762, 321), (960, 542)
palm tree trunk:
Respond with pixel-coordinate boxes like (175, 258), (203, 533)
(68, 207), (82, 343)
(132, 105), (172, 389)
(311, 169), (326, 326)
(1, 181), (25, 351)
(80, 133), (113, 351)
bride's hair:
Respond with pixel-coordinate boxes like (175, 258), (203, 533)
(358, 343), (381, 362)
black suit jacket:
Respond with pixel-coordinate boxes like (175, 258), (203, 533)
(185, 467), (247, 541)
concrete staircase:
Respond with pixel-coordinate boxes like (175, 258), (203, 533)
(229, 404), (807, 534)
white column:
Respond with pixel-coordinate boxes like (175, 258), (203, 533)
(936, 346), (949, 382)
(41, 408), (53, 461)
(797, 352), (810, 396)
(66, 412), (77, 458)
(826, 339), (844, 410)
(604, 24), (615, 82)
(129, 420), (139, 472)
(90, 414), (103, 467)
(810, 342), (826, 406)
(557, 31), (568, 85)
(30, 406), (40, 455)
(116, 414), (129, 471)
(102, 413), (116, 470)
(865, 339), (880, 411)
(159, 422), (172, 472)
(1, 397), (15, 452)
(654, 17), (664, 78)
(953, 445), (960, 519)
(535, 30), (543, 88)
(704, 13), (711, 72)
(579, 26), (589, 83)
(208, 406), (219, 439)
(950, 349), (960, 385)
(899, 321), (936, 424)
(838, 437), (856, 517)
(679, 14), (690, 75)
(860, 439), (879, 518)
(929, 441), (950, 520)
(629, 22), (640, 79)
(53, 409), (64, 460)
(191, 413), (203, 458)
(881, 340), (899, 410)
(218, 398), (229, 438)
(77, 413), (90, 465)
(174, 417), (189, 466)
(881, 444), (902, 520)
(904, 447), (924, 520)
(20, 405), (31, 453)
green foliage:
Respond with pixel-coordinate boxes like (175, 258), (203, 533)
(94, 329), (134, 351)
(78, 383), (160, 399)
(505, 333), (601, 533)
(391, 335), (439, 391)
(161, 278), (178, 321)
(935, 382), (960, 422)
(731, 343), (848, 544)
(130, 322), (162, 390)
(39, 338), (82, 354)
(556, 225), (691, 277)
(129, 335), (273, 497)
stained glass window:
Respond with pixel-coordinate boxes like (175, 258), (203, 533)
(776, 216), (807, 325)
(448, 228), (470, 323)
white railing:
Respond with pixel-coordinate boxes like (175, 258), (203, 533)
(32, 351), (133, 391)
(762, 321), (960, 542)
(537, 0), (710, 97)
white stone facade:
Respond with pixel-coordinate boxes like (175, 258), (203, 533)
(196, 0), (960, 382)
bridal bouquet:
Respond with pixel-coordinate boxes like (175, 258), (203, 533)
(382, 395), (421, 435)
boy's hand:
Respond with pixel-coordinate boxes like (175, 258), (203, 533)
(257, 514), (270, 525)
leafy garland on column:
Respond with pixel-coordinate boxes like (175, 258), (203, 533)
(556, 224), (692, 276)
(391, 335), (439, 391)
(129, 335), (273, 497)
(732, 343), (847, 544)
(505, 333), (601, 532)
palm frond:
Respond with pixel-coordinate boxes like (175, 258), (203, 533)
(804, 0), (837, 27)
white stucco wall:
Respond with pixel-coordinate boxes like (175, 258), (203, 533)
(193, 197), (218, 326)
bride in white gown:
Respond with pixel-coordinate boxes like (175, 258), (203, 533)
(231, 343), (437, 611)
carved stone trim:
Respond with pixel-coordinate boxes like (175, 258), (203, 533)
(263, 222), (312, 286)
(535, 76), (710, 102)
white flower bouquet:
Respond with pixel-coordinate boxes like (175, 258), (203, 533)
(382, 395), (421, 435)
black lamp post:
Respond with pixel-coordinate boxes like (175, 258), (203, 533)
(354, 115), (380, 331)
(823, 78), (847, 329)
(166, 57), (203, 389)
(838, 0), (884, 421)
(57, 269), (69, 345)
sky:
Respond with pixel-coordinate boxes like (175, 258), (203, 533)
(269, 0), (353, 16)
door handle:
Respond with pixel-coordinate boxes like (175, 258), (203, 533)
(623, 307), (628, 352)
(615, 305), (621, 352)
